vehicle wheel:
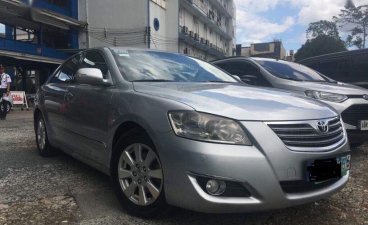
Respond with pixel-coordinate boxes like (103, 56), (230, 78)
(35, 115), (56, 157)
(6, 102), (11, 113)
(111, 129), (166, 218)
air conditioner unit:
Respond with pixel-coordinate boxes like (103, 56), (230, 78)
(189, 31), (194, 38)
(194, 33), (200, 41)
(205, 40), (209, 45)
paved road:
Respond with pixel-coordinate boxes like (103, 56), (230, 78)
(0, 111), (367, 225)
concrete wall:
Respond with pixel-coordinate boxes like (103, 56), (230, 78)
(149, 0), (179, 52)
(241, 47), (251, 57)
(79, 0), (149, 49)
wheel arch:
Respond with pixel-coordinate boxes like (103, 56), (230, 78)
(109, 120), (155, 172)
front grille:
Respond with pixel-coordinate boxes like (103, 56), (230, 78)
(342, 104), (368, 127)
(268, 117), (345, 150)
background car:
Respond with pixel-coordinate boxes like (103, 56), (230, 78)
(212, 57), (368, 146)
(34, 48), (350, 217)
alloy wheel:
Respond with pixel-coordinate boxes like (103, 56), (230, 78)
(37, 120), (46, 150)
(118, 143), (163, 206)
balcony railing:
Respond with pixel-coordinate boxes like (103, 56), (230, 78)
(178, 26), (227, 58)
(0, 37), (71, 60)
(182, 0), (231, 39)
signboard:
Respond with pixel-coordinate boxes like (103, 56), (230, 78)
(9, 91), (29, 109)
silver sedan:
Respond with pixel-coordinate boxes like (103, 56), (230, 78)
(34, 48), (351, 217)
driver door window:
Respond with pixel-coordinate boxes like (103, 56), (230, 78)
(50, 54), (82, 84)
(220, 61), (271, 87)
(79, 51), (111, 82)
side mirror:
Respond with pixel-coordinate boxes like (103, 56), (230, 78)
(75, 68), (110, 86)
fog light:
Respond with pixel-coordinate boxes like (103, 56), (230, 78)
(205, 179), (226, 196)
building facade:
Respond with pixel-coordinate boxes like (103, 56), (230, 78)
(0, 0), (85, 91)
(79, 0), (236, 61)
(0, 0), (236, 93)
(239, 41), (287, 60)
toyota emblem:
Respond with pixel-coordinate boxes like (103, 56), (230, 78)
(317, 121), (329, 133)
(363, 94), (368, 101)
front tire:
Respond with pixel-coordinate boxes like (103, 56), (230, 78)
(111, 129), (167, 218)
(35, 115), (56, 157)
(6, 102), (11, 113)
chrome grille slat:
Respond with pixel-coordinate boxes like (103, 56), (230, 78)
(278, 127), (343, 139)
(268, 117), (345, 151)
(283, 133), (343, 146)
(270, 127), (314, 132)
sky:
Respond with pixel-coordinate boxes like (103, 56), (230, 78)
(235, 0), (368, 53)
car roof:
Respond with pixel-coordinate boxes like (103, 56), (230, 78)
(211, 57), (287, 63)
(107, 47), (182, 55)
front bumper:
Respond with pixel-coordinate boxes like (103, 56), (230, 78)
(155, 121), (350, 213)
(323, 98), (368, 131)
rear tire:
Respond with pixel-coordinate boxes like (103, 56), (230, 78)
(35, 115), (56, 157)
(111, 128), (167, 218)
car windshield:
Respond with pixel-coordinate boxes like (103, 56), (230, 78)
(111, 49), (237, 83)
(255, 59), (328, 82)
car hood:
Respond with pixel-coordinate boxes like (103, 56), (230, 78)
(133, 82), (337, 121)
(281, 80), (368, 95)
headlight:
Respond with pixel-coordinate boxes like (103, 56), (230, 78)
(305, 90), (348, 103)
(168, 111), (252, 145)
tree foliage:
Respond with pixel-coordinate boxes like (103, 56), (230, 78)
(295, 35), (347, 61)
(334, 4), (368, 49)
(306, 20), (340, 40)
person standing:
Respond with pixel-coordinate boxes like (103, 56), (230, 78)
(0, 64), (12, 120)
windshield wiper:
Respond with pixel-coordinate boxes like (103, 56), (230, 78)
(303, 80), (337, 83)
(131, 79), (175, 82)
(207, 80), (236, 83)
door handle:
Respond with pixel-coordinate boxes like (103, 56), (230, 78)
(65, 92), (74, 102)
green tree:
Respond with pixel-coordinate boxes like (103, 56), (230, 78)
(295, 35), (347, 61)
(306, 20), (340, 40)
(334, 4), (368, 49)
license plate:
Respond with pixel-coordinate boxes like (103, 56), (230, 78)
(308, 155), (351, 182)
(360, 120), (368, 130)
(337, 155), (351, 177)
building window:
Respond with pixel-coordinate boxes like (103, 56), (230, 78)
(0, 24), (5, 38)
(45, 0), (70, 9)
(179, 8), (184, 26)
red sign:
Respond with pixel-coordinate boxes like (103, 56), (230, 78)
(10, 91), (26, 105)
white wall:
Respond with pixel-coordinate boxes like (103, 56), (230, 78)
(149, 0), (179, 52)
(79, 0), (149, 49)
